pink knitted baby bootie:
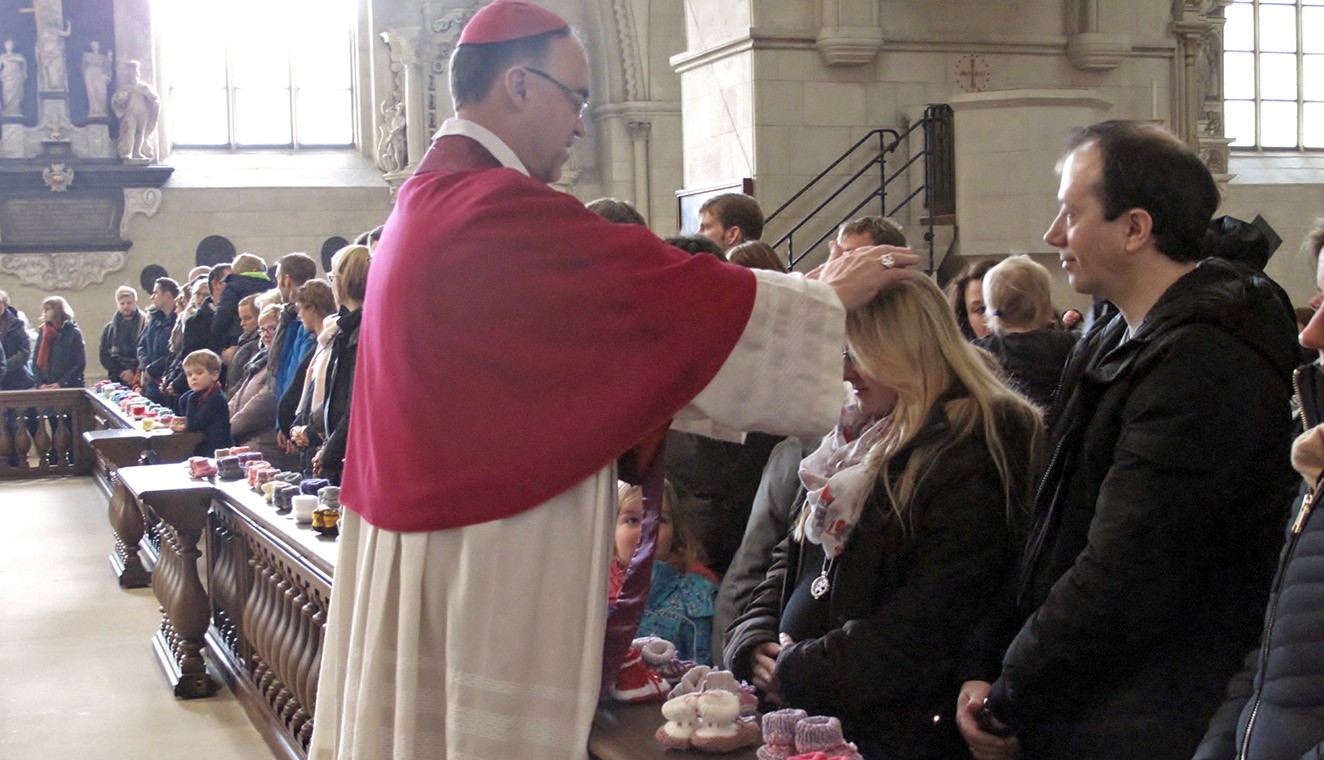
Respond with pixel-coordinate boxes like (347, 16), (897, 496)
(794, 716), (862, 760)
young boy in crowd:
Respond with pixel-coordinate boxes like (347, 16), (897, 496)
(171, 348), (232, 456)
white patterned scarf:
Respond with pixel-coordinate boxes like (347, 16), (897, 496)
(798, 406), (892, 558)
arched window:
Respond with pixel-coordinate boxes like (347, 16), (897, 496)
(1223, 0), (1324, 150)
(155, 0), (356, 149)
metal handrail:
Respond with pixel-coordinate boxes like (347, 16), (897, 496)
(769, 105), (953, 272)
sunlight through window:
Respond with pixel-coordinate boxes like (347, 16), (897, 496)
(1224, 0), (1324, 150)
(155, 0), (355, 149)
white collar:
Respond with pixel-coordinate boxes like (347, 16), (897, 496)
(432, 117), (529, 176)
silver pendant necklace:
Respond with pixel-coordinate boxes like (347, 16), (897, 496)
(810, 557), (833, 599)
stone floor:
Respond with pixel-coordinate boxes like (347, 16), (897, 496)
(0, 477), (273, 759)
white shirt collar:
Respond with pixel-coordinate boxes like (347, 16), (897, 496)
(433, 117), (529, 176)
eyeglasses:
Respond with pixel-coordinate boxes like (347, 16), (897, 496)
(259, 325), (277, 336)
(525, 67), (590, 118)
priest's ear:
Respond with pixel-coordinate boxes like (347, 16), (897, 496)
(500, 66), (531, 110)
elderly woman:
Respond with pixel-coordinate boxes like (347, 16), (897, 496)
(724, 275), (1041, 760)
(33, 296), (86, 388)
(312, 244), (370, 483)
(228, 303), (282, 454)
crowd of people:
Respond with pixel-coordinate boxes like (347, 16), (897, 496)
(6, 4), (1324, 760)
(0, 236), (376, 472)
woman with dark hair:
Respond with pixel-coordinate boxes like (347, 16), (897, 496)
(946, 258), (1000, 341)
(725, 275), (1041, 760)
(33, 296), (86, 388)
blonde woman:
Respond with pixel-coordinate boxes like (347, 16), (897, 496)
(724, 275), (1041, 760)
(312, 244), (371, 482)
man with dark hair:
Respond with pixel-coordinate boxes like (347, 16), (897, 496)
(266, 252), (316, 396)
(309, 2), (915, 758)
(837, 215), (906, 251)
(587, 196), (646, 226)
(957, 120), (1298, 759)
(265, 252), (318, 461)
(137, 276), (179, 405)
(698, 192), (764, 250)
(665, 233), (726, 259)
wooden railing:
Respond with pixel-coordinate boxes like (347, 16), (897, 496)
(0, 389), (101, 478)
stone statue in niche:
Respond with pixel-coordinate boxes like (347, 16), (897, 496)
(36, 17), (71, 91)
(376, 100), (407, 173)
(111, 60), (159, 162)
(0, 39), (26, 116)
(82, 41), (112, 117)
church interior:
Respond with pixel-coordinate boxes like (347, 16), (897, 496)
(1, 0), (1320, 757)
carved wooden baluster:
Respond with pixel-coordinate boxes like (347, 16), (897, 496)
(298, 595), (329, 748)
(258, 554), (286, 697)
(207, 515), (235, 651)
(151, 523), (173, 636)
(269, 564), (298, 709)
(171, 521), (214, 696)
(220, 524), (243, 651)
(108, 476), (150, 588)
(12, 409), (32, 468)
(0, 410), (12, 469)
(258, 556), (286, 697)
(228, 530), (253, 657)
(288, 589), (321, 738)
(159, 527), (182, 659)
(279, 582), (312, 725)
(32, 413), (51, 467)
(242, 553), (269, 682)
(52, 413), (72, 467)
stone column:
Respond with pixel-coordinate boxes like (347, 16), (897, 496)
(626, 119), (651, 223)
(815, 0), (884, 66)
(1068, 0), (1131, 70)
(380, 28), (425, 174)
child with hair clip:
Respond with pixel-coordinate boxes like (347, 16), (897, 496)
(612, 479), (719, 665)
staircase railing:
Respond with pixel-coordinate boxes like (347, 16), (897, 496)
(767, 104), (954, 272)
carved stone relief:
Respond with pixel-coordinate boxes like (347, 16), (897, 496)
(0, 249), (124, 290)
(120, 186), (161, 237)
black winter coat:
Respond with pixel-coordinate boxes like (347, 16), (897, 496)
(973, 328), (1077, 409)
(33, 319), (86, 388)
(318, 306), (361, 482)
(1194, 361), (1324, 760)
(985, 258), (1299, 760)
(165, 299), (217, 396)
(725, 396), (1040, 760)
(136, 308), (176, 383)
(99, 309), (147, 380)
(212, 272), (274, 348)
(0, 306), (32, 389)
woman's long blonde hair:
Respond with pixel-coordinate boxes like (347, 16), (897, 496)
(843, 275), (1041, 530)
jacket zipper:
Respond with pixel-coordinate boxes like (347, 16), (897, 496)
(1018, 432), (1070, 599)
(1239, 488), (1315, 760)
(1294, 367), (1309, 435)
